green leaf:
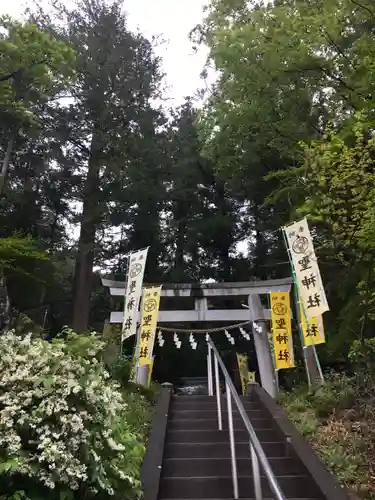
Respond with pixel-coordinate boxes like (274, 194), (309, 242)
(0, 458), (19, 473)
(42, 377), (54, 390)
(59, 490), (74, 500)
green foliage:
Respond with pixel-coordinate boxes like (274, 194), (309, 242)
(0, 16), (75, 128)
(11, 312), (43, 337)
(310, 375), (356, 418)
(0, 331), (151, 500)
(291, 117), (375, 345)
(194, 0), (375, 355)
(161, 100), (245, 282)
(279, 374), (369, 496)
(106, 353), (160, 405)
(317, 423), (368, 489)
(0, 0), (291, 335)
(55, 327), (105, 358)
(33, 0), (168, 330)
(349, 337), (375, 375)
(108, 354), (133, 388)
(126, 382), (160, 405)
(120, 389), (154, 439)
(282, 401), (319, 437)
(280, 373), (356, 418)
(0, 235), (47, 270)
(299, 118), (375, 259)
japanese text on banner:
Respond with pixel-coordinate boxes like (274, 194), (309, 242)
(122, 247), (149, 340)
(270, 292), (295, 370)
(299, 302), (325, 347)
(138, 285), (162, 367)
(236, 353), (249, 395)
(283, 218), (329, 318)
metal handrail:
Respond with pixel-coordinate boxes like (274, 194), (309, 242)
(207, 337), (286, 500)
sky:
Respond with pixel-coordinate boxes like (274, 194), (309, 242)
(125, 0), (212, 107)
(0, 0), (212, 107)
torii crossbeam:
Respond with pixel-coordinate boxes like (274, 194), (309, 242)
(101, 277), (293, 397)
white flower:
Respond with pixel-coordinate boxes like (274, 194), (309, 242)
(107, 437), (125, 451)
(0, 331), (144, 497)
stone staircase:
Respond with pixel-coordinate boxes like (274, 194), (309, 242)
(142, 378), (354, 500)
(158, 394), (324, 500)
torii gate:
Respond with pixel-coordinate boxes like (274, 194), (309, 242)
(102, 277), (293, 397)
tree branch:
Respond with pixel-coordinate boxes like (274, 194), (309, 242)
(0, 59), (49, 83)
(349, 0), (375, 21)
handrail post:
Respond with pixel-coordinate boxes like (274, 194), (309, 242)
(214, 354), (222, 430)
(226, 381), (239, 499)
(208, 338), (286, 500)
(251, 441), (262, 500)
(207, 343), (213, 396)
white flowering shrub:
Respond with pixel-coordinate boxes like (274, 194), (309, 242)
(0, 332), (146, 500)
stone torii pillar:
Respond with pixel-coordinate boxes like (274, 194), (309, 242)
(248, 294), (278, 398)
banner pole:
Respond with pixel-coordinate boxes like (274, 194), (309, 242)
(281, 226), (324, 386)
(120, 253), (131, 356)
(133, 323), (141, 383)
(313, 342), (325, 382)
(292, 283), (312, 390)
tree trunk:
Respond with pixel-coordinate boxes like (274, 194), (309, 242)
(130, 202), (161, 281)
(175, 208), (186, 281)
(216, 181), (232, 281)
(0, 133), (16, 196)
(72, 131), (102, 332)
(253, 204), (267, 279)
(219, 246), (231, 281)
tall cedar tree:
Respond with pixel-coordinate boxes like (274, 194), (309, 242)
(39, 0), (163, 331)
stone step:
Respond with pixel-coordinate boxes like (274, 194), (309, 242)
(165, 428), (281, 444)
(158, 475), (322, 499)
(168, 417), (274, 431)
(162, 457), (306, 477)
(164, 441), (289, 459)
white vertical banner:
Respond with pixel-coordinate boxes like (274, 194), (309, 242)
(122, 247), (149, 340)
(283, 218), (329, 318)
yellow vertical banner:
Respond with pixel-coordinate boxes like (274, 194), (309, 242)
(236, 353), (249, 395)
(299, 302), (325, 346)
(138, 285), (162, 367)
(270, 292), (295, 370)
